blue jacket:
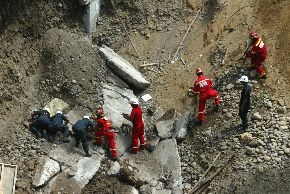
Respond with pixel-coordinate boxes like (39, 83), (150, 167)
(52, 113), (69, 125)
(72, 119), (94, 132)
(33, 110), (51, 127)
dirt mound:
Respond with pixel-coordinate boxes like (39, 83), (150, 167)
(41, 28), (106, 108)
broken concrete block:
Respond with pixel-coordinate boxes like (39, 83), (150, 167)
(116, 133), (132, 156)
(146, 135), (160, 152)
(120, 152), (162, 187)
(129, 187), (139, 194)
(32, 157), (60, 188)
(65, 106), (91, 131)
(155, 189), (172, 194)
(99, 46), (150, 89)
(44, 98), (69, 116)
(107, 161), (121, 175)
(153, 139), (183, 191)
(102, 83), (135, 128)
(155, 109), (176, 139)
(172, 111), (191, 141)
(84, 0), (100, 34)
(140, 184), (157, 194)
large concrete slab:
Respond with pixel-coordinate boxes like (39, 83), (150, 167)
(99, 46), (150, 89)
(102, 83), (135, 128)
(155, 109), (176, 139)
(152, 139), (183, 191)
(44, 98), (69, 116)
(32, 157), (60, 188)
(172, 111), (191, 141)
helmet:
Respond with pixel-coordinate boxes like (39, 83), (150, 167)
(196, 68), (203, 74)
(43, 107), (51, 114)
(83, 115), (90, 119)
(56, 111), (62, 114)
(249, 32), (260, 39)
(130, 98), (139, 105)
(96, 107), (105, 116)
(239, 75), (249, 83)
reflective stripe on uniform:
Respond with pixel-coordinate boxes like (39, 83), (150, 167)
(107, 130), (114, 133)
(196, 79), (210, 85)
(199, 111), (205, 114)
(110, 148), (116, 151)
(255, 38), (262, 47)
(133, 146), (139, 149)
(96, 137), (101, 139)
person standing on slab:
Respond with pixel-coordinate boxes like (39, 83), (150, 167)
(72, 116), (95, 157)
(238, 75), (252, 130)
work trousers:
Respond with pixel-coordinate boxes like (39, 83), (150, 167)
(95, 130), (118, 159)
(251, 55), (266, 76)
(198, 89), (220, 121)
(132, 123), (146, 153)
(239, 109), (249, 129)
(73, 128), (89, 153)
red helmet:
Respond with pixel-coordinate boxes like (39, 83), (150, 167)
(196, 68), (203, 74)
(249, 32), (260, 39)
(96, 107), (104, 116)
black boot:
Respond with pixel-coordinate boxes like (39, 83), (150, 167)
(194, 119), (202, 126)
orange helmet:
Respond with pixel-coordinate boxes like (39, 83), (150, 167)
(249, 32), (260, 39)
(196, 68), (203, 75)
(96, 107), (104, 117)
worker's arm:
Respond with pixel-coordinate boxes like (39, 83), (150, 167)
(122, 113), (131, 121)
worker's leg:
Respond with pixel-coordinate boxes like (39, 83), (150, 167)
(198, 97), (206, 122)
(60, 124), (70, 142)
(95, 130), (103, 146)
(138, 123), (146, 149)
(132, 127), (139, 153)
(240, 110), (249, 129)
(79, 130), (90, 156)
(105, 132), (118, 160)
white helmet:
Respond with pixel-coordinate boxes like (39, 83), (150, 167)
(56, 111), (62, 114)
(239, 75), (249, 83)
(43, 107), (51, 114)
(83, 115), (90, 119)
(130, 98), (139, 105)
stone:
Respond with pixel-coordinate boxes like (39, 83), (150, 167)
(153, 139), (182, 191)
(283, 147), (290, 154)
(248, 139), (260, 148)
(277, 107), (287, 114)
(44, 98), (69, 116)
(278, 121), (287, 126)
(107, 161), (121, 175)
(129, 187), (139, 194)
(263, 155), (271, 161)
(99, 46), (150, 89)
(68, 166), (77, 177)
(249, 69), (258, 78)
(225, 112), (232, 118)
(252, 112), (262, 120)
(116, 133), (132, 156)
(146, 135), (160, 152)
(226, 83), (234, 90)
(155, 189), (172, 194)
(32, 157), (60, 187)
(266, 101), (273, 108)
(155, 109), (176, 139)
(172, 111), (191, 140)
(102, 83), (135, 128)
(140, 184), (156, 194)
(279, 126), (288, 130)
(240, 132), (254, 143)
(84, 0), (100, 34)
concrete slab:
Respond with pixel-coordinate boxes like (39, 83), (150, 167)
(32, 157), (60, 188)
(152, 139), (183, 191)
(155, 109), (176, 139)
(99, 46), (150, 89)
(172, 111), (191, 141)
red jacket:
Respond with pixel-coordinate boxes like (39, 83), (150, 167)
(130, 106), (144, 127)
(246, 37), (267, 59)
(97, 117), (113, 132)
(193, 75), (213, 96)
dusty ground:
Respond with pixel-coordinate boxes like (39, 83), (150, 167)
(0, 0), (290, 193)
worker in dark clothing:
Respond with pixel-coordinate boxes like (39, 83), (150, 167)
(30, 107), (52, 138)
(47, 111), (70, 143)
(238, 75), (252, 130)
(72, 116), (95, 157)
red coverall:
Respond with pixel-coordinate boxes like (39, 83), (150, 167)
(95, 117), (118, 159)
(246, 37), (267, 76)
(130, 106), (146, 153)
(193, 75), (221, 121)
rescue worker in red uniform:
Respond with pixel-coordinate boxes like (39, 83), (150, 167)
(190, 68), (221, 126)
(246, 32), (267, 78)
(92, 107), (118, 160)
(126, 98), (146, 154)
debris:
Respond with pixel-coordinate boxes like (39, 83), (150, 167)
(172, 111), (191, 141)
(44, 98), (69, 116)
(140, 62), (158, 67)
(107, 161), (121, 175)
(240, 132), (254, 143)
(141, 94), (152, 102)
(0, 163), (17, 194)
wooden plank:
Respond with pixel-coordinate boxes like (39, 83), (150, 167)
(0, 164), (17, 194)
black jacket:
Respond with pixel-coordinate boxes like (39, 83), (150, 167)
(72, 118), (95, 132)
(239, 83), (251, 111)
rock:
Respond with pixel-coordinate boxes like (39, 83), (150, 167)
(263, 155), (271, 161)
(107, 161), (121, 175)
(248, 139), (260, 148)
(102, 83), (135, 128)
(226, 83), (234, 90)
(249, 69), (258, 78)
(129, 187), (139, 194)
(146, 135), (160, 152)
(140, 184), (156, 194)
(99, 46), (150, 89)
(283, 147), (290, 154)
(252, 112), (262, 120)
(279, 126), (288, 130)
(32, 157), (60, 187)
(225, 112), (232, 118)
(277, 106), (287, 114)
(266, 101), (273, 108)
(172, 111), (191, 140)
(84, 0), (100, 34)
(116, 133), (132, 156)
(68, 166), (77, 177)
(155, 189), (172, 194)
(155, 109), (176, 139)
(278, 121), (287, 126)
(240, 132), (254, 143)
(153, 107), (164, 121)
(44, 98), (69, 116)
(153, 139), (182, 191)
